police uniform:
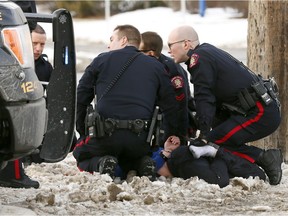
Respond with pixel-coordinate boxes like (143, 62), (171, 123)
(185, 43), (281, 162)
(158, 54), (193, 144)
(0, 54), (52, 189)
(73, 46), (180, 175)
(35, 54), (53, 89)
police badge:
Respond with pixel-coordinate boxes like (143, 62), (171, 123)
(171, 76), (184, 89)
(189, 53), (199, 68)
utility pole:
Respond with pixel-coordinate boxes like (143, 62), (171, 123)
(180, 0), (186, 23)
(105, 0), (110, 20)
(180, 0), (186, 13)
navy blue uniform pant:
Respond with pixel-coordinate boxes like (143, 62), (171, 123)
(0, 159), (22, 179)
(207, 101), (280, 162)
(73, 130), (151, 175)
(167, 146), (266, 188)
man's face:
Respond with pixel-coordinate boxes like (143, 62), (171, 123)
(108, 30), (125, 51)
(31, 32), (46, 60)
(167, 33), (189, 64)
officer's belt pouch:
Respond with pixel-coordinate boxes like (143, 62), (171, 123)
(251, 78), (273, 106)
(237, 88), (256, 111)
(86, 108), (105, 138)
(88, 112), (105, 138)
(237, 76), (278, 112)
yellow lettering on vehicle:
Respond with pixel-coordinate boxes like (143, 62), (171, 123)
(21, 82), (35, 93)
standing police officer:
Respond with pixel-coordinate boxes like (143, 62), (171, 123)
(33, 24), (53, 91)
(25, 24), (53, 164)
(73, 25), (180, 180)
(0, 24), (52, 189)
(167, 25), (283, 185)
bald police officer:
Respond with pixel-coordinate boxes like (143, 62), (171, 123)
(167, 25), (282, 185)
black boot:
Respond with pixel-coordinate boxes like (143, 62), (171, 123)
(0, 160), (39, 189)
(256, 149), (283, 185)
(98, 156), (118, 179)
(0, 172), (40, 189)
(137, 156), (156, 181)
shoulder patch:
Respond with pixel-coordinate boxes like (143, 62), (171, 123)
(189, 53), (199, 68)
(171, 76), (184, 89)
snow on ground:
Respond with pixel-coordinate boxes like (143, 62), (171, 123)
(2, 7), (287, 216)
(1, 153), (288, 215)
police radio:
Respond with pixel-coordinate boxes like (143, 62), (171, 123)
(251, 78), (273, 106)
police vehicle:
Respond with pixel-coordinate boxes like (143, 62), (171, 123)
(0, 1), (76, 169)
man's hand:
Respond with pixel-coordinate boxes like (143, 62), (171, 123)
(164, 136), (181, 152)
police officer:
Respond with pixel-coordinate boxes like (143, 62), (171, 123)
(33, 24), (53, 90)
(0, 24), (52, 188)
(167, 25), (282, 185)
(73, 25), (180, 180)
(139, 31), (196, 145)
(0, 24), (52, 189)
(24, 24), (53, 164)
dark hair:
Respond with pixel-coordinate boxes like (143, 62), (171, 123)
(141, 31), (163, 57)
(114, 24), (141, 48)
(32, 24), (46, 35)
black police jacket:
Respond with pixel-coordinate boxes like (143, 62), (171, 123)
(158, 54), (191, 138)
(35, 54), (53, 85)
(77, 46), (180, 137)
(185, 43), (257, 136)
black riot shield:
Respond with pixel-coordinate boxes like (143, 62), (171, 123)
(25, 9), (76, 162)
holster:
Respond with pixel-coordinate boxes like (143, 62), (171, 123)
(85, 106), (105, 138)
(237, 88), (256, 111)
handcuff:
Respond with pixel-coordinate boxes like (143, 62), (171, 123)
(160, 150), (171, 161)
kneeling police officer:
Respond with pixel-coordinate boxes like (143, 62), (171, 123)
(168, 25), (283, 185)
(73, 25), (181, 180)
